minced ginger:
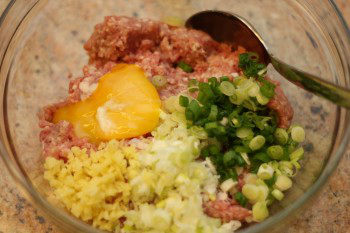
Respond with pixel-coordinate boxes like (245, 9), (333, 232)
(44, 140), (140, 231)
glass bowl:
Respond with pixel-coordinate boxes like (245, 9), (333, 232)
(0, 0), (349, 232)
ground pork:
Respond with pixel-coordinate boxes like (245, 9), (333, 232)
(203, 198), (252, 222)
(39, 120), (95, 160)
(39, 15), (293, 159)
(84, 16), (243, 98)
(267, 80), (294, 129)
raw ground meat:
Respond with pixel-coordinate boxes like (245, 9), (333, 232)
(203, 198), (252, 222)
(38, 15), (295, 225)
(267, 80), (294, 129)
(84, 16), (243, 99)
(39, 15), (293, 159)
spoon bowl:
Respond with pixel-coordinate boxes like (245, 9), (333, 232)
(186, 10), (350, 109)
(186, 10), (270, 65)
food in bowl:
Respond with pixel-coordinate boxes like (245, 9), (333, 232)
(39, 16), (305, 233)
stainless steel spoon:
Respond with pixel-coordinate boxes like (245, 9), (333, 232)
(186, 10), (350, 109)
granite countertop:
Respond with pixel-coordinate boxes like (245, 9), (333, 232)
(0, 1), (349, 233)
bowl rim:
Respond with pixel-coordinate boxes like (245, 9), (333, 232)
(0, 0), (350, 232)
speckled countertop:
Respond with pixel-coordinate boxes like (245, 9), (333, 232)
(0, 1), (349, 233)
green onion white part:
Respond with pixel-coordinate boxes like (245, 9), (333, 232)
(219, 81), (235, 96)
(249, 135), (266, 151)
(274, 128), (289, 145)
(236, 127), (254, 139)
(271, 189), (284, 201)
(257, 164), (274, 180)
(291, 126), (305, 143)
(151, 75), (168, 88)
(274, 175), (292, 191)
(290, 147), (304, 161)
(220, 178), (237, 192)
(267, 145), (284, 160)
(252, 201), (269, 222)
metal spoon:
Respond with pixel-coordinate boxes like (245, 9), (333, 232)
(186, 10), (350, 109)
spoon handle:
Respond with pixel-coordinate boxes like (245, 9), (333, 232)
(270, 56), (350, 109)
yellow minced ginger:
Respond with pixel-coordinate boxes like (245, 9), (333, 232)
(44, 140), (140, 231)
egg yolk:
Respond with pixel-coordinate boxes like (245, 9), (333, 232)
(53, 64), (161, 143)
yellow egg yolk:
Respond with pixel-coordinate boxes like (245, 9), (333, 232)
(53, 64), (161, 143)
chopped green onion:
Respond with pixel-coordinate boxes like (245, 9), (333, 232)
(201, 146), (210, 158)
(252, 201), (269, 222)
(239, 78), (255, 90)
(235, 153), (247, 166)
(239, 53), (266, 78)
(257, 184), (269, 201)
(220, 168), (238, 182)
(151, 75), (167, 87)
(264, 174), (277, 187)
(188, 87), (199, 93)
(232, 76), (246, 86)
(220, 117), (228, 126)
(242, 184), (259, 201)
(223, 151), (236, 166)
(215, 126), (226, 135)
(248, 83), (260, 97)
(220, 76), (230, 82)
(189, 126), (207, 139)
(220, 178), (237, 192)
(208, 105), (218, 121)
(291, 126), (305, 143)
(229, 89), (248, 105)
(256, 93), (270, 105)
(254, 116), (271, 130)
(231, 117), (240, 126)
(249, 135), (266, 151)
(188, 78), (198, 87)
(219, 81), (235, 96)
(244, 99), (259, 111)
(208, 144), (221, 156)
(253, 152), (271, 163)
(274, 128), (289, 145)
(236, 127), (254, 139)
(179, 52), (306, 194)
(257, 67), (267, 76)
(185, 100), (201, 121)
(244, 173), (258, 185)
(247, 52), (259, 61)
(234, 192), (248, 207)
(204, 122), (226, 136)
(274, 175), (292, 191)
(240, 152), (250, 165)
(267, 145), (284, 160)
(291, 160), (301, 170)
(257, 163), (274, 180)
(208, 77), (219, 87)
(205, 122), (218, 130)
(177, 61), (193, 73)
(179, 95), (189, 107)
(286, 139), (298, 154)
(233, 146), (251, 155)
(290, 147), (304, 161)
(278, 161), (294, 177)
(197, 82), (215, 105)
(258, 78), (276, 98)
(271, 189), (284, 201)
